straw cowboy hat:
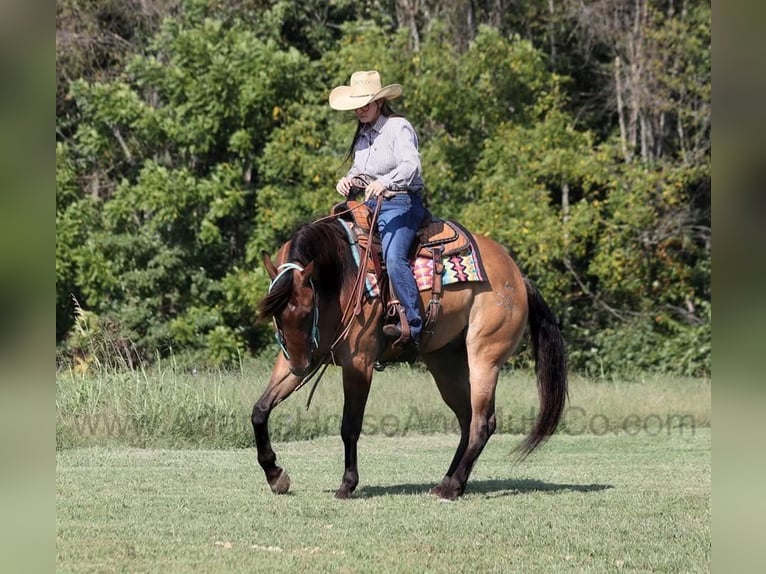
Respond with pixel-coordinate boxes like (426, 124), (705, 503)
(328, 70), (402, 111)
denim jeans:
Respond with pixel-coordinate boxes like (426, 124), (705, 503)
(366, 193), (427, 341)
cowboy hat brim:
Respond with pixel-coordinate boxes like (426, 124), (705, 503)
(329, 84), (403, 111)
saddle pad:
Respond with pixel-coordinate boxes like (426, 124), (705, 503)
(341, 220), (486, 297)
(412, 248), (486, 292)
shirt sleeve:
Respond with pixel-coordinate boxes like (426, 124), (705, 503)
(346, 165), (360, 178)
(375, 121), (422, 190)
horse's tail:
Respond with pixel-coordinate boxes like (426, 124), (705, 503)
(514, 278), (568, 459)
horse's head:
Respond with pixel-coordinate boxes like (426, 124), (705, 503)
(261, 252), (320, 378)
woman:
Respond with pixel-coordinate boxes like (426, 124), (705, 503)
(329, 70), (427, 347)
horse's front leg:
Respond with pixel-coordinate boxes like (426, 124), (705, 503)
(335, 364), (373, 499)
(251, 355), (303, 495)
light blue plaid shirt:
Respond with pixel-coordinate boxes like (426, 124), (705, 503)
(347, 115), (424, 193)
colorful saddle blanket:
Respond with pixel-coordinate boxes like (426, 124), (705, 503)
(339, 219), (486, 298)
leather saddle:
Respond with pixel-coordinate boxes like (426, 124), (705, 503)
(415, 218), (472, 258)
(332, 200), (470, 257)
(331, 199), (474, 346)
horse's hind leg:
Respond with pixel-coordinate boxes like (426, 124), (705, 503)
(335, 364), (373, 499)
(433, 357), (500, 501)
(422, 343), (472, 498)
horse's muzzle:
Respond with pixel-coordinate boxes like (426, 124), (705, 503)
(289, 362), (311, 378)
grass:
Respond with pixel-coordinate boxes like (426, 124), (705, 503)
(56, 361), (711, 572)
(56, 430), (711, 573)
(56, 358), (711, 449)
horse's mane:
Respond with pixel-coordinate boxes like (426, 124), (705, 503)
(258, 219), (353, 321)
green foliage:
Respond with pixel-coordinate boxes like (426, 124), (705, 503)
(460, 106), (709, 377)
(461, 108), (604, 304)
(587, 162), (710, 308)
(56, 143), (94, 338)
(58, 14), (316, 365)
(408, 26), (558, 214)
(572, 301), (711, 380)
(61, 298), (138, 372)
(247, 102), (342, 257)
(56, 2), (710, 377)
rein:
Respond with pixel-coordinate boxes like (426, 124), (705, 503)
(327, 197), (382, 345)
(277, 197), (383, 409)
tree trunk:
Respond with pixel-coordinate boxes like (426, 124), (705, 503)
(614, 56), (631, 163)
(548, 0), (557, 68)
(397, 0), (421, 52)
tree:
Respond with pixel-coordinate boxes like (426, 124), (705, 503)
(56, 1), (710, 376)
(57, 13), (313, 363)
(565, 0), (710, 164)
(56, 0), (178, 136)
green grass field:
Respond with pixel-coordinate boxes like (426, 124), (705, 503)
(57, 430), (710, 573)
(56, 362), (710, 572)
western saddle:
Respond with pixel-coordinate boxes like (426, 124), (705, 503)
(331, 199), (474, 349)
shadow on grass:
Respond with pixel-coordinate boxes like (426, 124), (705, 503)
(353, 478), (613, 499)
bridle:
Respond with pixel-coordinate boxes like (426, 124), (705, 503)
(268, 262), (320, 361)
(268, 196), (383, 407)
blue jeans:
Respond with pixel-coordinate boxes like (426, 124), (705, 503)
(366, 193), (427, 341)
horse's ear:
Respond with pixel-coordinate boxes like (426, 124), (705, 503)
(299, 261), (317, 287)
(262, 251), (278, 279)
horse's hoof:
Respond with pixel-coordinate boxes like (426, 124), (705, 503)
(334, 488), (352, 500)
(269, 469), (291, 494)
(334, 482), (356, 499)
(430, 480), (461, 501)
(437, 489), (460, 501)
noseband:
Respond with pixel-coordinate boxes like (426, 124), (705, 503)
(268, 263), (320, 361)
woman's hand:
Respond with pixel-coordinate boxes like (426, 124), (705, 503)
(364, 180), (386, 201)
(336, 177), (352, 197)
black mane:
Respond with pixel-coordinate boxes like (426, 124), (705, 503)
(258, 219), (354, 320)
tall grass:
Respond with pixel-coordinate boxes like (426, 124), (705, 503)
(56, 356), (710, 450)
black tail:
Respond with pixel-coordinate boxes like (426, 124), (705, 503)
(515, 278), (568, 459)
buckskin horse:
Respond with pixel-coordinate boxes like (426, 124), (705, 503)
(253, 201), (567, 500)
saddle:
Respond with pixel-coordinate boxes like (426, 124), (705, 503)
(331, 199), (474, 346)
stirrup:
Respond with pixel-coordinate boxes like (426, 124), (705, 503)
(382, 323), (404, 338)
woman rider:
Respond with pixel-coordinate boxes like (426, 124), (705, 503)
(329, 70), (427, 348)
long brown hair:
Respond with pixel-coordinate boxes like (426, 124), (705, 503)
(343, 101), (403, 165)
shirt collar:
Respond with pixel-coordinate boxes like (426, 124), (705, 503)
(362, 114), (388, 135)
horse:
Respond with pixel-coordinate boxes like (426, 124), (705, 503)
(252, 210), (567, 500)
